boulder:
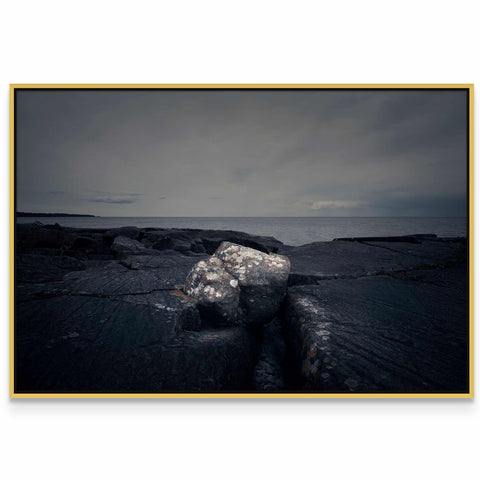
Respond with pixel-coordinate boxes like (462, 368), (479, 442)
(215, 242), (290, 324)
(103, 226), (141, 244)
(184, 257), (240, 326)
(111, 235), (147, 256)
(16, 223), (70, 252)
(184, 242), (290, 326)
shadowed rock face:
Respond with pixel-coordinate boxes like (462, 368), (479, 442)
(283, 236), (467, 285)
(14, 224), (468, 394)
(184, 257), (240, 327)
(184, 242), (291, 326)
(216, 242), (291, 324)
(15, 226), (276, 393)
(111, 235), (148, 257)
(282, 236), (469, 394)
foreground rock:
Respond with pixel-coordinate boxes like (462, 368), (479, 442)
(185, 242), (291, 326)
(284, 265), (468, 393)
(15, 224), (468, 394)
(284, 235), (467, 285)
(253, 317), (286, 391)
(17, 290), (257, 392)
(16, 255), (258, 392)
(184, 257), (240, 326)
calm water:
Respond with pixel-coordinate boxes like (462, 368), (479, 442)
(17, 217), (467, 246)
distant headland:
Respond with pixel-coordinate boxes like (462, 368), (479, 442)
(17, 212), (96, 218)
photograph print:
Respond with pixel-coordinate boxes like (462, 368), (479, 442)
(11, 85), (472, 397)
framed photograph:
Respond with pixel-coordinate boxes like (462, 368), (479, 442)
(10, 84), (473, 398)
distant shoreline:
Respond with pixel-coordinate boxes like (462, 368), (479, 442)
(17, 212), (96, 218)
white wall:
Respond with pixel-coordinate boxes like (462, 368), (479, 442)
(1, 2), (478, 478)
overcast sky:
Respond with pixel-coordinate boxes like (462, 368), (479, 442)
(16, 89), (468, 217)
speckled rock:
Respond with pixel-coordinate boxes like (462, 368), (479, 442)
(215, 242), (291, 324)
(284, 266), (468, 393)
(184, 256), (241, 326)
(111, 235), (147, 256)
(185, 242), (291, 326)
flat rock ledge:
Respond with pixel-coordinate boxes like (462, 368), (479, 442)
(184, 242), (291, 327)
(15, 224), (468, 394)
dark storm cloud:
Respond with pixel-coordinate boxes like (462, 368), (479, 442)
(16, 89), (468, 217)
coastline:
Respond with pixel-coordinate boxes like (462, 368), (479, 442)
(13, 223), (468, 395)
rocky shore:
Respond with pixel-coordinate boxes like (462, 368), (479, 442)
(15, 222), (468, 394)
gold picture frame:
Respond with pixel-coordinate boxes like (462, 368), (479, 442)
(10, 84), (474, 399)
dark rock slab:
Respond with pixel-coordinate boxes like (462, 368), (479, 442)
(16, 254), (86, 283)
(142, 228), (283, 255)
(284, 266), (468, 393)
(111, 235), (148, 257)
(286, 237), (467, 285)
(16, 223), (71, 252)
(334, 234), (438, 243)
(60, 262), (182, 294)
(253, 317), (286, 391)
(103, 226), (142, 244)
(16, 288), (258, 392)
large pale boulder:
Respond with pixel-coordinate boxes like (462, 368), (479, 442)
(184, 257), (240, 326)
(184, 242), (290, 326)
(214, 242), (290, 324)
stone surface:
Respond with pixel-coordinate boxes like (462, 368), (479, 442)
(103, 226), (141, 244)
(16, 290), (257, 392)
(184, 242), (291, 326)
(184, 257), (241, 326)
(142, 228), (283, 255)
(253, 317), (286, 391)
(111, 235), (148, 256)
(15, 252), (259, 393)
(15, 224), (468, 394)
(16, 254), (86, 283)
(284, 237), (467, 285)
(215, 242), (291, 324)
(284, 265), (468, 393)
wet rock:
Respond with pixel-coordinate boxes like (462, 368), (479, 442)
(215, 242), (290, 324)
(16, 287), (258, 392)
(253, 317), (286, 391)
(202, 236), (272, 255)
(152, 237), (175, 250)
(334, 234), (438, 243)
(120, 251), (207, 276)
(16, 223), (70, 252)
(61, 261), (184, 294)
(285, 236), (467, 285)
(143, 228), (283, 254)
(16, 254), (86, 283)
(184, 257), (241, 326)
(111, 235), (148, 256)
(71, 235), (104, 253)
(185, 242), (290, 326)
(284, 266), (468, 393)
(103, 226), (141, 244)
(191, 239), (206, 254)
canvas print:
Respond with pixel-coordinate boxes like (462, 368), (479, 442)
(11, 86), (472, 397)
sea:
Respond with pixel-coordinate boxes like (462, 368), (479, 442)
(16, 216), (467, 246)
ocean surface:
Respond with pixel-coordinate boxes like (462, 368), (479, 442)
(17, 216), (467, 246)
